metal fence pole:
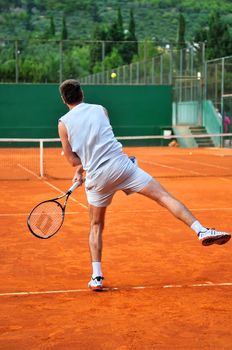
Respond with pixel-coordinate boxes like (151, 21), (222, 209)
(152, 57), (155, 84)
(160, 55), (163, 84)
(203, 60), (207, 100)
(215, 63), (218, 108)
(221, 57), (225, 145)
(136, 62), (139, 84)
(144, 42), (147, 84)
(202, 42), (206, 66)
(116, 67), (120, 85)
(169, 50), (173, 85)
(15, 40), (19, 83)
(180, 49), (183, 77)
(101, 41), (105, 83)
(179, 50), (183, 101)
(190, 47), (194, 77)
(130, 63), (132, 85)
(59, 41), (63, 84)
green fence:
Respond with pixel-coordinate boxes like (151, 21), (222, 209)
(0, 84), (172, 139)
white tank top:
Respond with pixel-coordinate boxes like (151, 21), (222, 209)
(59, 102), (124, 175)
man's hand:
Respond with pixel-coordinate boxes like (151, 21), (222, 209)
(72, 165), (84, 185)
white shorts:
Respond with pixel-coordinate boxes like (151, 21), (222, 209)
(85, 155), (152, 207)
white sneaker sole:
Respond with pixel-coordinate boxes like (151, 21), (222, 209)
(202, 234), (231, 246)
(88, 284), (103, 291)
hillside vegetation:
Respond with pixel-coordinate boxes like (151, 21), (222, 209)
(1, 0), (232, 41)
(1, 1), (232, 82)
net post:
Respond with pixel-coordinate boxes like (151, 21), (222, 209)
(221, 58), (225, 147)
(39, 140), (44, 178)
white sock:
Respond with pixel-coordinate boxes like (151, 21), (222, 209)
(191, 220), (206, 235)
(92, 262), (102, 278)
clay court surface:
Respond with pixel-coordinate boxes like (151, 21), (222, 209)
(0, 146), (232, 349)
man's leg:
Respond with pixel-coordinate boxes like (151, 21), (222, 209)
(88, 204), (107, 290)
(138, 179), (231, 245)
(139, 179), (196, 226)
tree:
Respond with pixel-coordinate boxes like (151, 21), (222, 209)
(207, 11), (232, 59)
(106, 7), (124, 56)
(192, 27), (207, 67)
(177, 12), (186, 50)
(63, 46), (90, 78)
(89, 24), (107, 73)
(123, 9), (138, 64)
(128, 8), (136, 40)
(221, 24), (232, 57)
(25, 0), (34, 31)
(117, 7), (124, 42)
(61, 16), (68, 40)
(91, 3), (101, 23)
(177, 12), (186, 72)
(43, 15), (56, 39)
(50, 16), (56, 37)
(93, 47), (123, 73)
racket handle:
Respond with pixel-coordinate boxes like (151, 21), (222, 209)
(68, 180), (82, 194)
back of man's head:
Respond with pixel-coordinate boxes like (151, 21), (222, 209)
(59, 79), (83, 105)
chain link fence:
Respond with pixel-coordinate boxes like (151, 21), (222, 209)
(0, 39), (205, 85)
(205, 56), (232, 115)
(0, 39), (104, 83)
(80, 45), (205, 85)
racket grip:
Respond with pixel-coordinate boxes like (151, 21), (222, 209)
(68, 181), (82, 194)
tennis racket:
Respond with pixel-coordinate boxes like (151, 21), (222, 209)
(27, 181), (83, 239)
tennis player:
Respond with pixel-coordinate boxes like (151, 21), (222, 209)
(58, 79), (231, 291)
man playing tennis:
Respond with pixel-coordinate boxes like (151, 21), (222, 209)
(58, 79), (231, 291)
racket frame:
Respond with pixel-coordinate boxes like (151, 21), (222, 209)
(27, 181), (82, 239)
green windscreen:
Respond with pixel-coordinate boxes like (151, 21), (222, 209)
(0, 84), (172, 138)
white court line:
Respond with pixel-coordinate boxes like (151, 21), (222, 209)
(172, 157), (232, 183)
(218, 177), (232, 182)
(113, 207), (232, 213)
(140, 160), (202, 176)
(139, 158), (232, 182)
(17, 163), (41, 179)
(17, 163), (88, 209)
(0, 281), (232, 297)
(173, 157), (231, 171)
(2, 207), (232, 217)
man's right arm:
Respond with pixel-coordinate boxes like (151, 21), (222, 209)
(58, 121), (82, 168)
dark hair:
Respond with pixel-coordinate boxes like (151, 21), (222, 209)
(59, 79), (83, 104)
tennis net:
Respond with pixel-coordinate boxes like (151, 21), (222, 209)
(0, 134), (232, 180)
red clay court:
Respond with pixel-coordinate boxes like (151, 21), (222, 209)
(0, 146), (232, 349)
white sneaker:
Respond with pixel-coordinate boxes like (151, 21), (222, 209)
(198, 228), (231, 246)
(88, 276), (104, 291)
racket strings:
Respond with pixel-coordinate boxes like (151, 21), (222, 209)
(29, 201), (63, 237)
